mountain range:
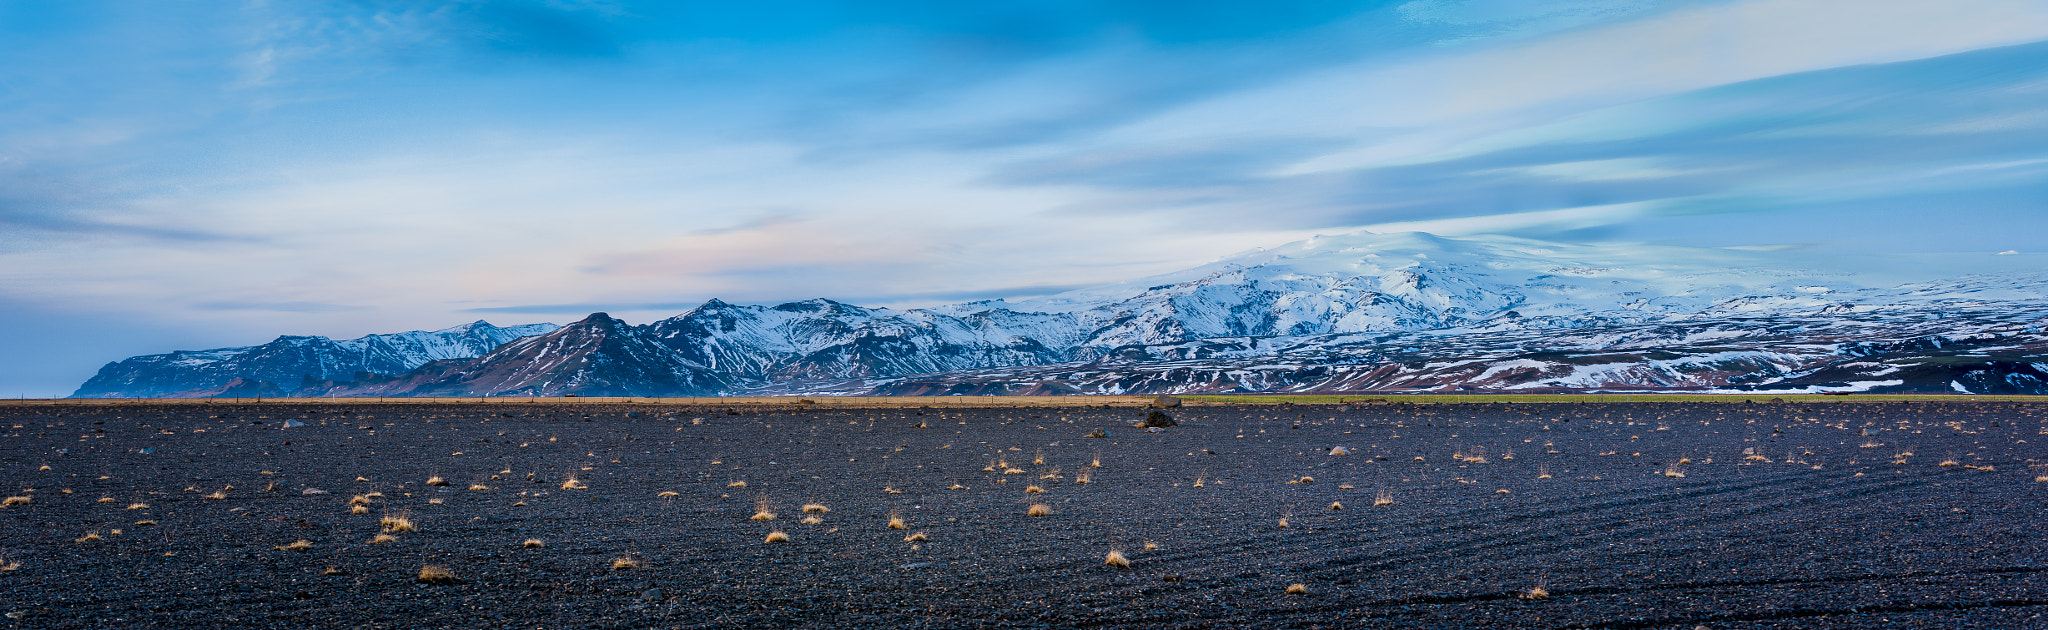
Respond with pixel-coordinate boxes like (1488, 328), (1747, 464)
(73, 231), (2048, 398)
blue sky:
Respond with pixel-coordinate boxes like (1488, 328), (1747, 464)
(3, 0), (2047, 395)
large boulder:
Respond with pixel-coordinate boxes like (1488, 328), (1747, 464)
(1152, 395), (1182, 408)
(1140, 409), (1177, 428)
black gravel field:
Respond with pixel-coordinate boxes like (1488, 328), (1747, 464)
(1, 400), (2045, 629)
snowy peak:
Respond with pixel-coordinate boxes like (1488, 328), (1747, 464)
(72, 319), (558, 398)
(402, 312), (731, 397)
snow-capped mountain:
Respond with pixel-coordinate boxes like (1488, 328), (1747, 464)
(298, 313), (733, 398)
(73, 321), (559, 397)
(72, 231), (2048, 397)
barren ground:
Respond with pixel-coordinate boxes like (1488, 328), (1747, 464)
(1, 400), (2044, 629)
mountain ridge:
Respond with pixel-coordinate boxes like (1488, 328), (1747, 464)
(71, 232), (2048, 397)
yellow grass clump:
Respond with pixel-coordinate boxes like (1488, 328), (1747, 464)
(764, 530), (790, 543)
(1143, 541), (1160, 550)
(0, 557), (17, 572)
(203, 489), (228, 500)
(1522, 579), (1550, 600)
(802, 503), (830, 513)
(426, 476), (448, 486)
(887, 514), (907, 530)
(76, 531), (102, 543)
(904, 531), (927, 542)
(1025, 485), (1045, 493)
(727, 480), (747, 488)
(349, 495), (371, 506)
(751, 498), (777, 521)
(561, 477), (587, 490)
(1329, 501), (1344, 510)
(1373, 490), (1395, 507)
(278, 540), (314, 551)
(1277, 515), (1290, 528)
(468, 484), (490, 491)
(800, 515), (824, 524)
(351, 505), (371, 515)
(611, 557), (641, 570)
(382, 511), (416, 532)
(1028, 504), (1051, 517)
(1286, 583), (1309, 595)
(1104, 550), (1130, 568)
(97, 497), (116, 504)
(370, 533), (398, 544)
(523, 538), (544, 548)
(417, 565), (459, 584)
(2, 496), (29, 507)
(656, 491), (679, 497)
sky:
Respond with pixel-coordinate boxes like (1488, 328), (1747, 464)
(3, 0), (2047, 396)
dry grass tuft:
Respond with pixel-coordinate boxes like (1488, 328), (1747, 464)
(561, 477), (588, 490)
(97, 497), (117, 504)
(1537, 465), (1553, 480)
(76, 531), (102, 543)
(127, 502), (149, 510)
(727, 480), (747, 488)
(948, 483), (967, 490)
(416, 565), (459, 585)
(904, 531), (927, 542)
(1104, 550), (1130, 568)
(2, 496), (29, 507)
(887, 514), (908, 530)
(800, 515), (824, 525)
(321, 566), (344, 576)
(656, 491), (679, 497)
(1277, 515), (1290, 528)
(1329, 501), (1344, 510)
(278, 540), (314, 551)
(370, 533), (398, 544)
(1143, 541), (1160, 550)
(134, 520), (156, 526)
(382, 511), (416, 532)
(468, 484), (490, 491)
(1033, 450), (1046, 466)
(426, 476), (448, 486)
(884, 486), (904, 494)
(1028, 504), (1052, 517)
(1025, 485), (1046, 493)
(351, 505), (371, 515)
(611, 556), (642, 570)
(1939, 459), (1960, 467)
(2036, 476), (2048, 483)
(1373, 490), (1395, 507)
(1286, 583), (1308, 595)
(523, 538), (544, 548)
(1073, 471), (1091, 484)
(0, 557), (17, 572)
(751, 498), (777, 521)
(802, 503), (830, 513)
(203, 489), (228, 500)
(349, 495), (371, 505)
(764, 530), (790, 543)
(1287, 476), (1315, 484)
(1663, 464), (1685, 478)
(1521, 579), (1550, 600)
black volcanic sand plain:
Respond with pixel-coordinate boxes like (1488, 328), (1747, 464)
(1, 399), (2045, 629)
